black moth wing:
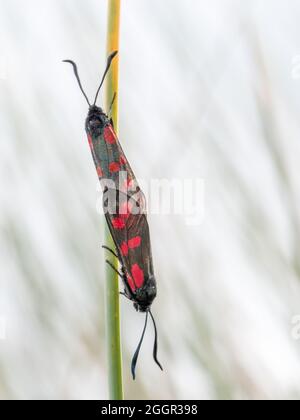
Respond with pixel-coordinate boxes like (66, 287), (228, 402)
(101, 120), (157, 308)
(104, 186), (155, 292)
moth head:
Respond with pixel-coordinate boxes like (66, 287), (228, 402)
(134, 275), (157, 312)
(86, 105), (106, 134)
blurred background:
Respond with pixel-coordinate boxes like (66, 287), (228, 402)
(1, 0), (300, 400)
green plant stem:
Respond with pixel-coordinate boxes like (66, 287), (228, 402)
(104, 0), (123, 401)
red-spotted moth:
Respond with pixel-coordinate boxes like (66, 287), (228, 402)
(64, 52), (163, 380)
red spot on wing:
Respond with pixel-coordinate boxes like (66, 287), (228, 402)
(127, 275), (136, 292)
(87, 134), (94, 150)
(96, 166), (103, 177)
(110, 202), (132, 232)
(128, 236), (141, 249)
(122, 178), (135, 193)
(119, 201), (128, 215)
(104, 126), (117, 144)
(127, 179), (135, 190)
(112, 218), (126, 229)
(121, 242), (129, 257)
(121, 179), (129, 192)
(119, 201), (131, 219)
(119, 155), (127, 165)
(131, 264), (144, 288)
(109, 162), (121, 173)
(121, 236), (141, 257)
(128, 201), (135, 214)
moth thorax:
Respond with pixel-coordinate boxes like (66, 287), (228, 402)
(86, 106), (107, 133)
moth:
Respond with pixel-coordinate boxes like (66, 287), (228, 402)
(64, 52), (163, 379)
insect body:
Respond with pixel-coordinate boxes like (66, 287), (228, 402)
(64, 52), (163, 379)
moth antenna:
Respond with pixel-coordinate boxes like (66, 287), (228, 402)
(63, 60), (91, 107)
(149, 310), (163, 372)
(131, 311), (149, 380)
(93, 50), (118, 106)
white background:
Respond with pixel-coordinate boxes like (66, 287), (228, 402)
(0, 0), (300, 400)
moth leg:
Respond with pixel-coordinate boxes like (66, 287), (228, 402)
(105, 261), (135, 301)
(105, 259), (123, 278)
(102, 247), (127, 279)
(120, 291), (132, 301)
(102, 245), (121, 262)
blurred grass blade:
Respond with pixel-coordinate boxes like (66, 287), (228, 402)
(104, 0), (124, 401)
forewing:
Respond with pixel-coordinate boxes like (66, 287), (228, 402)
(96, 121), (154, 294)
(104, 187), (154, 294)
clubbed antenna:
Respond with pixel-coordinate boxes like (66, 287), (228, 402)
(131, 311), (149, 380)
(149, 310), (163, 372)
(93, 50), (118, 106)
(63, 60), (91, 107)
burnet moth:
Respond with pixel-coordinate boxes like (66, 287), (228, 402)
(63, 52), (163, 379)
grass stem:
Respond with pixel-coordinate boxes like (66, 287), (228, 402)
(104, 0), (123, 401)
